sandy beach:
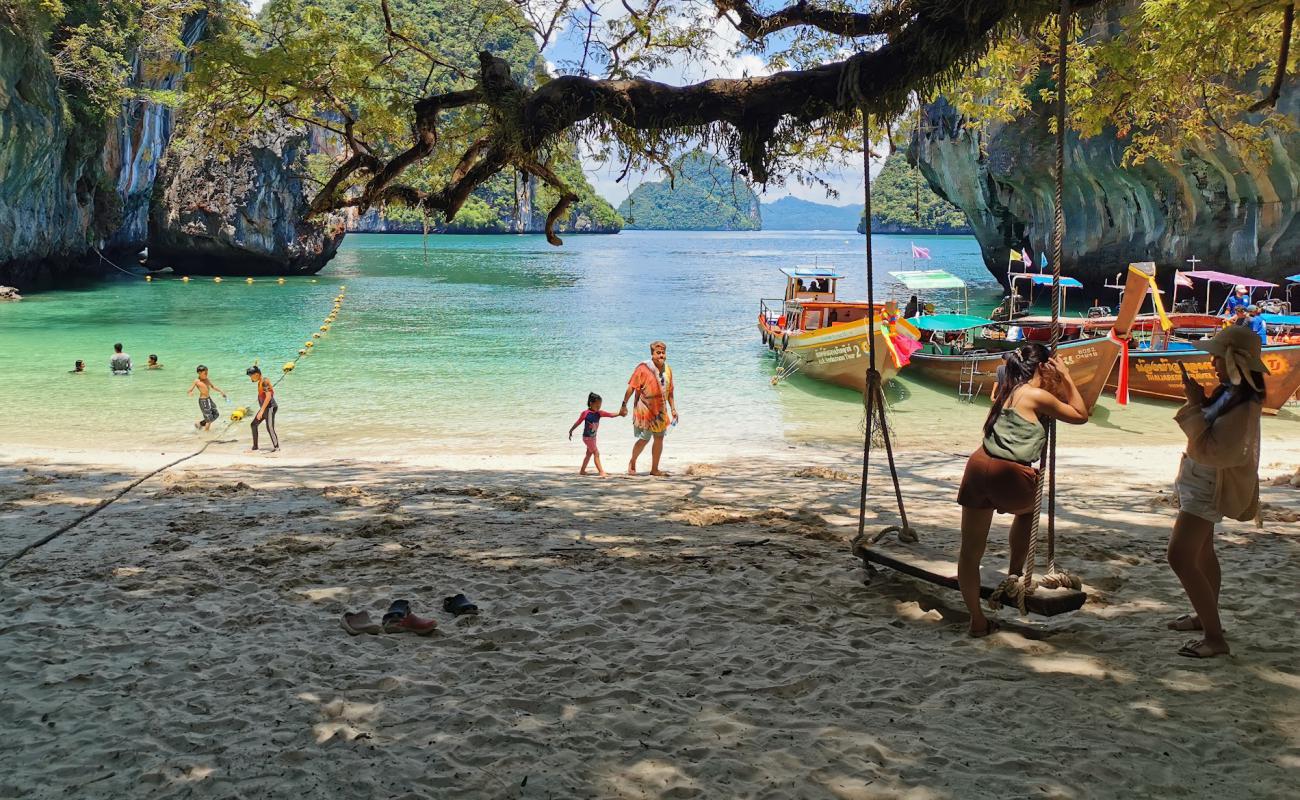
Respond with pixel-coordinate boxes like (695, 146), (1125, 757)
(0, 436), (1297, 800)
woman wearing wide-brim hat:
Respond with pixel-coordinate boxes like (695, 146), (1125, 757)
(1167, 325), (1270, 658)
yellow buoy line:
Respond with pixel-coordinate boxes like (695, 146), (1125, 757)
(228, 286), (346, 421)
(0, 285), (350, 570)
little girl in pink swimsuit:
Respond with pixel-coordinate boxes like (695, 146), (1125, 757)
(568, 392), (626, 477)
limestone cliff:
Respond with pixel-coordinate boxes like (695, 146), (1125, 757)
(0, 14), (206, 285)
(149, 117), (344, 275)
(914, 92), (1300, 291)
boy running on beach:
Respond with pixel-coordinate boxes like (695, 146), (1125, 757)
(246, 366), (279, 452)
(568, 392), (625, 477)
(188, 365), (227, 431)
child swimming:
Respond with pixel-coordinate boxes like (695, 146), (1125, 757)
(188, 365), (228, 431)
(568, 392), (625, 477)
(246, 365), (279, 452)
(147, 354), (163, 369)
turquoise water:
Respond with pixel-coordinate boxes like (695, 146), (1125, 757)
(3, 231), (1283, 461)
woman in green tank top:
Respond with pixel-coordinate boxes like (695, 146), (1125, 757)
(956, 343), (1090, 637)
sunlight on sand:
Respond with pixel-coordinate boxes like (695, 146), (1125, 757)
(1129, 700), (1168, 719)
(1024, 654), (1136, 683)
(602, 759), (700, 799)
(1086, 598), (1171, 619)
(298, 586), (348, 602)
(1157, 670), (1217, 692)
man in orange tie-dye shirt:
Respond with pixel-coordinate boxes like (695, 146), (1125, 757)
(621, 341), (678, 477)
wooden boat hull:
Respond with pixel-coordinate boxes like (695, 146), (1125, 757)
(1106, 345), (1300, 414)
(907, 335), (1121, 410)
(758, 315), (914, 392)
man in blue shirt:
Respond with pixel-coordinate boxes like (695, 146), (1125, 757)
(1224, 285), (1251, 316)
(1246, 305), (1268, 345)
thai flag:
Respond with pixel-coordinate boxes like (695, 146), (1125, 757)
(1175, 270), (1194, 288)
(911, 242), (931, 260)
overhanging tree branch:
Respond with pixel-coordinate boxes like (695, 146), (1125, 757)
(1249, 1), (1294, 112)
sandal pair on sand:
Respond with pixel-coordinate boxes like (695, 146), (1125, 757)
(1167, 614), (1231, 659)
(340, 595), (479, 636)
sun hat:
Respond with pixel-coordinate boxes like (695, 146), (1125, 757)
(1246, 304), (1259, 313)
(1195, 325), (1270, 388)
(1235, 284), (1248, 293)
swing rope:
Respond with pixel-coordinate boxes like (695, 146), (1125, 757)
(991, 0), (1079, 612)
(856, 111), (916, 548)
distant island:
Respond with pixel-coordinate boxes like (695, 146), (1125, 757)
(617, 152), (761, 231)
(859, 153), (971, 235)
(760, 196), (861, 230)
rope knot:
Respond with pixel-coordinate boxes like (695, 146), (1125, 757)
(988, 574), (1032, 616)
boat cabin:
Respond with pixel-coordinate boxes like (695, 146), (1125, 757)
(760, 266), (879, 333)
(782, 266), (841, 302)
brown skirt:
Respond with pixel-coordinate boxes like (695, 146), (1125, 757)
(957, 446), (1039, 515)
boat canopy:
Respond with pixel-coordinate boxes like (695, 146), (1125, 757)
(1011, 273), (1083, 289)
(782, 266), (843, 279)
(1260, 313), (1300, 326)
(1286, 274), (1300, 283)
(908, 314), (993, 332)
(1181, 270), (1277, 288)
(888, 270), (966, 290)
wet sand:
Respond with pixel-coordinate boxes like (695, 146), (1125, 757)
(0, 441), (1298, 799)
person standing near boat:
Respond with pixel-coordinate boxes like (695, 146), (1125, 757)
(1166, 325), (1268, 659)
(1224, 285), (1251, 317)
(955, 343), (1089, 638)
(621, 341), (678, 477)
(1245, 305), (1268, 346)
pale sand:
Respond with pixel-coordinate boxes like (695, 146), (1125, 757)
(1, 440), (1298, 799)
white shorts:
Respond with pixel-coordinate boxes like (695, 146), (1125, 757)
(1175, 454), (1222, 524)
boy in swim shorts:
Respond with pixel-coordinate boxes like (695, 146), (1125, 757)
(188, 365), (227, 431)
(568, 392), (625, 477)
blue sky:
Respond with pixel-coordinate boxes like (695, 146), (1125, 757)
(241, 0), (870, 207)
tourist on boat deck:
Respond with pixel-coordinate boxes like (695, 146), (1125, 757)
(1245, 305), (1267, 345)
(955, 343), (1089, 638)
(621, 341), (678, 477)
(1231, 306), (1250, 328)
(70, 360), (85, 374)
(109, 343), (132, 375)
(904, 294), (919, 318)
(1166, 324), (1267, 659)
(1224, 284), (1251, 317)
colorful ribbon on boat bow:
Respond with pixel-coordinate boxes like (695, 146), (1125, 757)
(1132, 264), (1173, 332)
(878, 310), (922, 369)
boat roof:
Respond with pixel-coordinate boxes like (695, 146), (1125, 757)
(1287, 274), (1300, 283)
(888, 269), (966, 289)
(1010, 273), (1083, 289)
(781, 266), (843, 279)
(909, 314), (993, 332)
(1181, 270), (1277, 288)
(1261, 313), (1300, 326)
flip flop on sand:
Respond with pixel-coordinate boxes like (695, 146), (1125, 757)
(1166, 614), (1203, 632)
(340, 611), (382, 635)
(387, 599), (411, 618)
(382, 610), (437, 635)
(442, 594), (479, 616)
(1177, 639), (1230, 659)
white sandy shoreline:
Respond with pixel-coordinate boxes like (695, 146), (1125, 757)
(1, 440), (1298, 799)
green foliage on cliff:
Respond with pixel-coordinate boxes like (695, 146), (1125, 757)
(858, 153), (969, 234)
(616, 152), (760, 231)
(190, 0), (617, 232)
(949, 1), (1298, 165)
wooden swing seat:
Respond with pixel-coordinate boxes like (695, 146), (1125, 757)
(852, 537), (1088, 617)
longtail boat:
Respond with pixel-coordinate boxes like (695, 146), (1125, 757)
(758, 267), (921, 392)
(904, 263), (1158, 409)
(1105, 343), (1300, 414)
(1097, 267), (1300, 414)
